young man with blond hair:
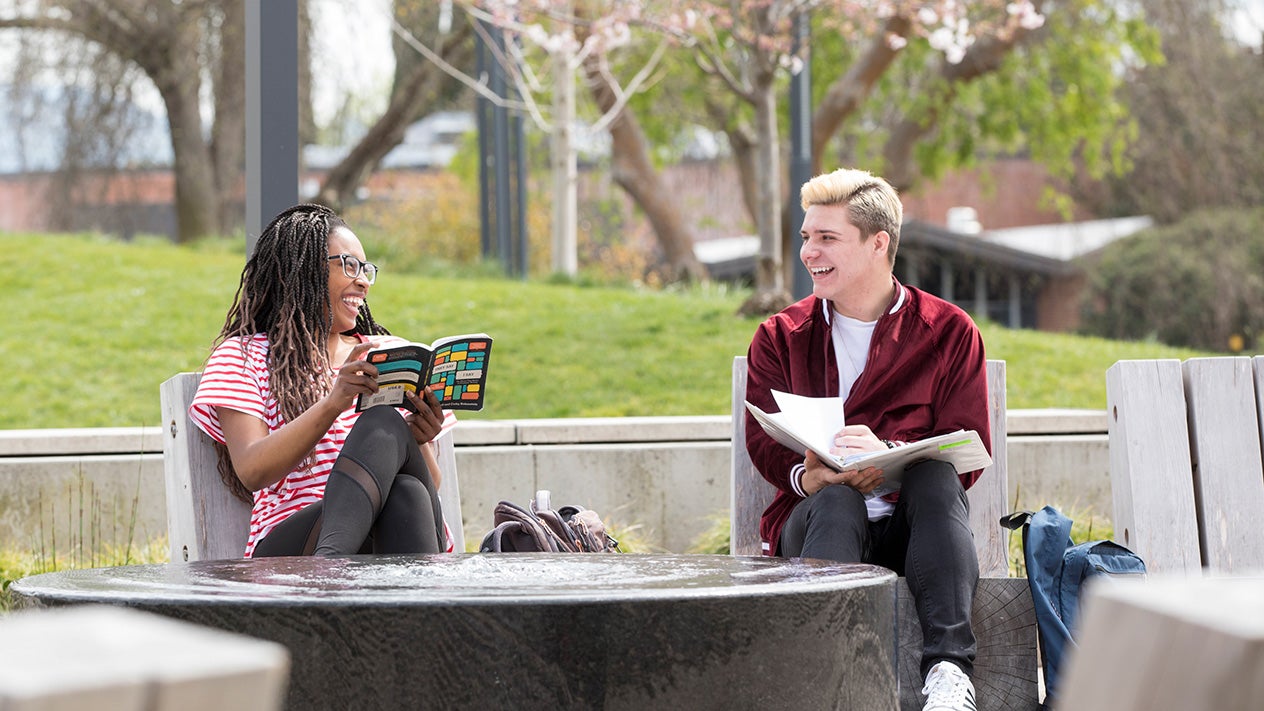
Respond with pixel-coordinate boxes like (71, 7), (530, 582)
(744, 168), (990, 711)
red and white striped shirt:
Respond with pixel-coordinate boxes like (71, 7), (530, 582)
(189, 334), (456, 557)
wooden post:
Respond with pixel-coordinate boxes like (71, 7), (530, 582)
(1106, 360), (1202, 574)
(1181, 357), (1264, 571)
(0, 606), (289, 711)
(1059, 576), (1264, 711)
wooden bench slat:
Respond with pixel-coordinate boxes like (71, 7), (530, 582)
(1105, 360), (1202, 574)
(0, 606), (289, 711)
(1182, 357), (1264, 571)
(434, 426), (464, 552)
(1059, 576), (1264, 711)
(1256, 356), (1264, 446)
(972, 359), (1009, 577)
(729, 357), (774, 557)
(161, 373), (250, 562)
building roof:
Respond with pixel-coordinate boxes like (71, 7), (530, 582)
(978, 216), (1154, 261)
(901, 219), (1080, 276)
(695, 216), (1137, 280)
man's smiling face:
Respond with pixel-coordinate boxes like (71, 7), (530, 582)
(799, 203), (889, 305)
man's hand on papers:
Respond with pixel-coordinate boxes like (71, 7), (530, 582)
(803, 450), (885, 496)
(829, 424), (886, 457)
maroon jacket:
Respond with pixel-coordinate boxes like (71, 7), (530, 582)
(745, 280), (991, 556)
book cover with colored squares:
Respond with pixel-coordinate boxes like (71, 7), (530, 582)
(426, 336), (491, 411)
(354, 334), (492, 413)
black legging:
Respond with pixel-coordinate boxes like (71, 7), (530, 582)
(253, 406), (444, 557)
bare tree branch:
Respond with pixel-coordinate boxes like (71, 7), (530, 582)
(687, 17), (756, 104)
(586, 38), (666, 134)
(317, 19), (474, 210)
(810, 13), (911, 166)
(389, 16), (538, 121)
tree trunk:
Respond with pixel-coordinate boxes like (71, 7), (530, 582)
(551, 48), (579, 276)
(882, 25), (1039, 190)
(739, 78), (791, 317)
(706, 97), (760, 228)
(315, 22), (471, 210)
(582, 56), (707, 283)
(151, 16), (220, 242)
(160, 72), (220, 241)
(211, 0), (246, 231)
(297, 0), (316, 149)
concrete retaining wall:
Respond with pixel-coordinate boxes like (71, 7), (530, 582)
(0, 410), (1109, 555)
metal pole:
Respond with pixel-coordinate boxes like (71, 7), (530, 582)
(489, 28), (513, 272)
(975, 266), (989, 320)
(1008, 273), (1022, 328)
(245, 0), (299, 256)
(789, 13), (813, 300)
(476, 25), (493, 258)
(513, 111), (528, 278)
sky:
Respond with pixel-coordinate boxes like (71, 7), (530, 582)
(1234, 0), (1264, 41)
(310, 0), (396, 130)
(1, 0), (1262, 162)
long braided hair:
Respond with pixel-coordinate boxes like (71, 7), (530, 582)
(211, 203), (390, 502)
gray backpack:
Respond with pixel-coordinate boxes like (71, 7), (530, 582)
(479, 491), (619, 553)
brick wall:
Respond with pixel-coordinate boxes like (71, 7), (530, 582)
(2, 158), (1080, 245)
(901, 160), (1090, 230)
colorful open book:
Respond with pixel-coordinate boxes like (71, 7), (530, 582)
(355, 334), (492, 412)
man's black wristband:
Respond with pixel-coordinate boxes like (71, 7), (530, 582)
(882, 439), (896, 449)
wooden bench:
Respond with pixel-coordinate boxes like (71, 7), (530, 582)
(0, 605), (289, 711)
(1106, 356), (1264, 574)
(1054, 357), (1264, 708)
(159, 372), (464, 561)
(1058, 575), (1264, 711)
(731, 357), (1037, 710)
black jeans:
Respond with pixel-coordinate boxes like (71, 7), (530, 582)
(254, 406), (444, 557)
(779, 459), (979, 678)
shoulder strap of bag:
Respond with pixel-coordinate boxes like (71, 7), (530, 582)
(492, 500), (566, 552)
(531, 504), (583, 552)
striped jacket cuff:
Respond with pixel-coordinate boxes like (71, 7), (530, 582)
(790, 463), (808, 498)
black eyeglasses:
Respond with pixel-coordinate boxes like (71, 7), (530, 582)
(328, 254), (378, 284)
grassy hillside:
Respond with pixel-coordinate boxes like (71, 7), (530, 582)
(0, 232), (1213, 430)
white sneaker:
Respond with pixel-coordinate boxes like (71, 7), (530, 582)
(921, 661), (977, 711)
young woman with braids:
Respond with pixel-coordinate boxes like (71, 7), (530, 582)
(188, 204), (455, 557)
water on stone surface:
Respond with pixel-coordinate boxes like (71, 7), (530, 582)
(13, 554), (892, 606)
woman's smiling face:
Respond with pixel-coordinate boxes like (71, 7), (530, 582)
(326, 226), (371, 334)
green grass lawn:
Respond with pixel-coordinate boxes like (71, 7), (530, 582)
(0, 231), (1214, 430)
(0, 231), (1217, 610)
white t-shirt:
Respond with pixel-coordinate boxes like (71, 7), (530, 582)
(830, 311), (876, 401)
(829, 311), (895, 521)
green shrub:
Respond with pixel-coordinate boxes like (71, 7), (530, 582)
(1, 538), (168, 614)
(604, 518), (663, 554)
(686, 513), (732, 555)
(344, 168), (657, 285)
(1080, 208), (1264, 351)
